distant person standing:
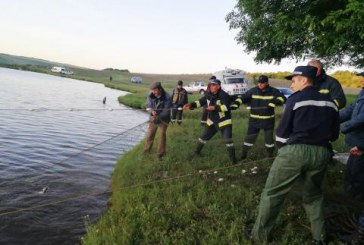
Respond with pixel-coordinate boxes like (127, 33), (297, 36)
(307, 59), (346, 109)
(339, 71), (364, 244)
(251, 66), (339, 244)
(109, 76), (113, 82)
(171, 80), (188, 125)
(144, 82), (172, 158)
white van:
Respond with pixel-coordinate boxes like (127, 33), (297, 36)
(214, 68), (249, 97)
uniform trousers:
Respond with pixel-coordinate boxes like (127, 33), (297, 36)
(253, 144), (332, 242)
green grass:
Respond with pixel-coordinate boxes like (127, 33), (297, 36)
(81, 90), (362, 245)
(2, 53), (361, 244)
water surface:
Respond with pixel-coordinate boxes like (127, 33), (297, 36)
(0, 68), (148, 244)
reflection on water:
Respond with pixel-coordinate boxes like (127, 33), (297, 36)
(0, 68), (148, 244)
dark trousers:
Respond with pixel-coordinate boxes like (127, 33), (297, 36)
(200, 106), (208, 125)
(244, 124), (274, 149)
(200, 124), (233, 145)
(171, 106), (183, 124)
(345, 154), (364, 200)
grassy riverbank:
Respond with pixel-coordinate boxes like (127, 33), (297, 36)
(1, 55), (361, 243)
(81, 76), (361, 244)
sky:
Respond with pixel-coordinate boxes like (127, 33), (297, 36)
(0, 0), (353, 74)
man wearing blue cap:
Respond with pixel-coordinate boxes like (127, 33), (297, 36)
(339, 71), (364, 244)
(251, 66), (340, 244)
(231, 75), (286, 159)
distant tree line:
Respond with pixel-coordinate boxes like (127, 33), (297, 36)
(247, 71), (362, 88)
(103, 68), (129, 73)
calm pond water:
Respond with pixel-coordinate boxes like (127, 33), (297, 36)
(0, 67), (148, 244)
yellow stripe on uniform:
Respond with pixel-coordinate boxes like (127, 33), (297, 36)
(218, 119), (232, 127)
(277, 97), (285, 103)
(252, 95), (274, 100)
(319, 89), (330, 94)
(250, 114), (275, 119)
(333, 99), (339, 107)
(268, 103), (276, 107)
(236, 98), (243, 104)
(220, 105), (228, 112)
(206, 119), (214, 126)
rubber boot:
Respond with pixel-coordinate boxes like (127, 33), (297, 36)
(241, 145), (250, 160)
(188, 142), (205, 160)
(266, 147), (275, 158)
(227, 147), (237, 164)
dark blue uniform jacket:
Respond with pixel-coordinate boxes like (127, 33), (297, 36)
(276, 86), (339, 148)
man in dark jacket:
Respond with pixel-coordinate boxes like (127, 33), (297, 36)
(183, 79), (237, 164)
(251, 66), (339, 244)
(171, 80), (188, 125)
(308, 59), (346, 109)
(143, 82), (172, 158)
(200, 76), (214, 126)
(231, 75), (286, 159)
(339, 71), (364, 244)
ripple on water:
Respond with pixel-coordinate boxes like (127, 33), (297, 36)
(0, 68), (148, 244)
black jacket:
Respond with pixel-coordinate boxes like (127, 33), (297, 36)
(146, 89), (172, 123)
(276, 86), (339, 148)
(190, 88), (232, 128)
(234, 85), (286, 129)
(314, 71), (346, 109)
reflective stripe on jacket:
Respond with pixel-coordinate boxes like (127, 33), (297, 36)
(235, 85), (286, 128)
(191, 88), (232, 128)
(314, 71), (346, 109)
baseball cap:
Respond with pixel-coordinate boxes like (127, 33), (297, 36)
(177, 80), (183, 85)
(150, 82), (162, 89)
(210, 79), (221, 85)
(258, 75), (268, 83)
(285, 66), (318, 80)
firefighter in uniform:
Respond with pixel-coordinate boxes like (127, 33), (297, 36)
(231, 75), (286, 159)
(183, 79), (237, 164)
(171, 80), (188, 125)
(200, 76), (214, 126)
(308, 59), (346, 109)
(251, 66), (340, 244)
